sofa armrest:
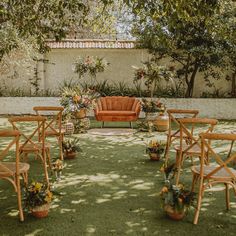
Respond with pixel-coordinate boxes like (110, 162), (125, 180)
(94, 100), (103, 115)
(132, 100), (141, 116)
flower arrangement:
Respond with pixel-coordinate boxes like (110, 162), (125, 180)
(60, 86), (99, 118)
(52, 159), (64, 182)
(146, 139), (166, 155)
(73, 56), (110, 78)
(52, 159), (64, 172)
(24, 181), (52, 209)
(160, 163), (195, 220)
(133, 59), (174, 98)
(141, 98), (165, 113)
(62, 137), (82, 153)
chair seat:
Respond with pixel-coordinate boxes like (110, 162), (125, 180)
(97, 111), (137, 116)
(191, 165), (236, 180)
(0, 162), (30, 177)
(174, 143), (201, 154)
(20, 142), (50, 152)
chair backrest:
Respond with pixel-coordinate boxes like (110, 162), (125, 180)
(33, 106), (64, 135)
(8, 116), (46, 150)
(178, 118), (218, 153)
(0, 130), (20, 177)
(99, 96), (136, 111)
(167, 109), (199, 137)
(199, 132), (236, 181)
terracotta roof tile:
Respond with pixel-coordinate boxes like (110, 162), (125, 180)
(46, 39), (136, 49)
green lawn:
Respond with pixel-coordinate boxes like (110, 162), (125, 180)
(0, 117), (236, 236)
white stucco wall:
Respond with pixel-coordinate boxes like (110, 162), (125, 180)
(0, 97), (235, 120)
(0, 48), (232, 97)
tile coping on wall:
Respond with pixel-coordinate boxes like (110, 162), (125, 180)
(0, 97), (235, 120)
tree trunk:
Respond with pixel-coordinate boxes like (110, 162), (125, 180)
(231, 71), (236, 98)
(185, 64), (199, 98)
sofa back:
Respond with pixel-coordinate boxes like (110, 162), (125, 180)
(99, 96), (137, 111)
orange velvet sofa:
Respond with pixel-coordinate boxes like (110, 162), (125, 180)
(94, 96), (141, 127)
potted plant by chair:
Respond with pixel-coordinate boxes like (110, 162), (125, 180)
(24, 181), (53, 218)
(160, 163), (195, 220)
(62, 137), (82, 159)
(146, 139), (166, 161)
(141, 98), (165, 121)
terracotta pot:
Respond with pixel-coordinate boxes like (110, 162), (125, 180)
(31, 204), (50, 218)
(164, 205), (185, 221)
(149, 152), (161, 161)
(75, 109), (87, 119)
(64, 151), (76, 159)
(154, 114), (169, 132)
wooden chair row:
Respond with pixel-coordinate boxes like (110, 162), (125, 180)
(163, 109), (236, 224)
(0, 106), (64, 221)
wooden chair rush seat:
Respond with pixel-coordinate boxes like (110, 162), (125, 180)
(0, 130), (30, 221)
(174, 118), (218, 185)
(164, 109), (199, 164)
(8, 116), (50, 185)
(192, 133), (236, 224)
(33, 106), (65, 160)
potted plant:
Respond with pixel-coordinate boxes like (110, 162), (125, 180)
(24, 181), (53, 218)
(160, 163), (195, 220)
(146, 139), (166, 161)
(60, 86), (99, 119)
(141, 98), (165, 120)
(62, 137), (82, 159)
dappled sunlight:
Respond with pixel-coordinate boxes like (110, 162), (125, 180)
(1, 118), (236, 234)
(25, 229), (44, 236)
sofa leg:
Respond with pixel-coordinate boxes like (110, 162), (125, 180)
(130, 122), (133, 129)
(101, 121), (104, 128)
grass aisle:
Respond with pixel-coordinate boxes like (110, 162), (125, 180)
(0, 119), (236, 235)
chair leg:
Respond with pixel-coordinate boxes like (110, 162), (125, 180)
(191, 173), (198, 192)
(59, 135), (64, 161)
(164, 136), (171, 165)
(42, 150), (49, 186)
(175, 150), (182, 185)
(15, 174), (24, 221)
(46, 148), (52, 170)
(225, 183), (230, 210)
(101, 122), (104, 128)
(193, 178), (204, 225)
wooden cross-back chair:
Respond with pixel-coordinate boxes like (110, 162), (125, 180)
(0, 130), (30, 221)
(174, 118), (218, 184)
(164, 109), (199, 164)
(8, 116), (50, 185)
(33, 106), (64, 160)
(192, 133), (236, 224)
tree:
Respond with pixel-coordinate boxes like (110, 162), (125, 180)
(0, 0), (114, 60)
(126, 0), (235, 97)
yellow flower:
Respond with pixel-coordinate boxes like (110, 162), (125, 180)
(35, 182), (43, 192)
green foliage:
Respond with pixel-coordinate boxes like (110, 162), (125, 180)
(146, 139), (166, 155)
(128, 0), (235, 97)
(73, 56), (110, 79)
(0, 0), (113, 59)
(133, 58), (174, 98)
(24, 181), (52, 208)
(160, 163), (196, 212)
(62, 138), (82, 153)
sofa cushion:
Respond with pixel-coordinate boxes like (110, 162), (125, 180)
(97, 111), (136, 116)
(100, 97), (135, 111)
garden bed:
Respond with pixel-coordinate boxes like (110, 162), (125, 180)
(0, 97), (236, 119)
